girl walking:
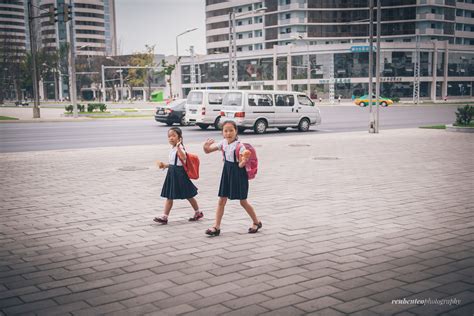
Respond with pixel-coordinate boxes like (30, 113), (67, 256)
(154, 127), (203, 224)
(202, 121), (261, 236)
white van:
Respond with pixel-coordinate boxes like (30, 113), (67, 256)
(185, 90), (226, 129)
(219, 90), (321, 134)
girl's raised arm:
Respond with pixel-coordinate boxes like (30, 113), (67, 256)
(203, 138), (219, 154)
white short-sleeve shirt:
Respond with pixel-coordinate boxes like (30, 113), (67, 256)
(169, 144), (186, 166)
(216, 139), (245, 162)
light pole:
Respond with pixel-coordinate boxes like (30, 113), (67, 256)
(176, 28), (198, 97)
(27, 0), (40, 118)
(375, 0), (381, 133)
(116, 69), (124, 102)
(229, 7), (267, 89)
(291, 35), (311, 96)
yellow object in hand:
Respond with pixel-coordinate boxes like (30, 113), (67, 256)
(242, 150), (251, 159)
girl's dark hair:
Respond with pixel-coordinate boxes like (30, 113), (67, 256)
(168, 127), (184, 145)
(221, 120), (239, 139)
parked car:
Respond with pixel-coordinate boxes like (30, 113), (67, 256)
(15, 100), (29, 106)
(219, 90), (322, 134)
(185, 90), (226, 129)
(355, 95), (393, 107)
(154, 99), (187, 126)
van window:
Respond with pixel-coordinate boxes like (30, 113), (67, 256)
(297, 95), (314, 106)
(187, 91), (203, 104)
(222, 92), (242, 107)
(275, 94), (295, 107)
(208, 93), (224, 105)
(248, 94), (273, 107)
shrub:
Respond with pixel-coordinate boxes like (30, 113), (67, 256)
(87, 103), (106, 112)
(455, 105), (473, 126)
(65, 105), (73, 113)
(392, 96), (400, 103)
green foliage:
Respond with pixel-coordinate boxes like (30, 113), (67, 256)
(65, 104), (85, 113)
(455, 105), (473, 126)
(87, 103), (107, 112)
(392, 97), (400, 103)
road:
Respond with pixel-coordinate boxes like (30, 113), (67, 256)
(0, 105), (459, 153)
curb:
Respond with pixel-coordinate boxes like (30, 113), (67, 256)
(446, 124), (474, 133)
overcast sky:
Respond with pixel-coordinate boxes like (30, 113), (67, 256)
(115, 0), (206, 56)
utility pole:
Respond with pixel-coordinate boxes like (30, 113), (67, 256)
(413, 35), (420, 104)
(101, 64), (106, 102)
(64, 1), (78, 117)
(27, 0), (40, 118)
(368, 0), (374, 132)
(190, 45), (196, 90)
(228, 10), (238, 89)
(375, 0), (381, 133)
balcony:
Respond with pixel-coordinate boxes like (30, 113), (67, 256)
(279, 2), (306, 11)
(279, 32), (303, 40)
(279, 17), (305, 25)
(417, 13), (444, 20)
(419, 28), (444, 35)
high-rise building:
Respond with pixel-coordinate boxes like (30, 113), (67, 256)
(205, 0), (473, 53)
(0, 0), (27, 55)
(38, 0), (117, 56)
(177, 0), (474, 101)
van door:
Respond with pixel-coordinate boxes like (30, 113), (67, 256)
(207, 92), (225, 126)
(297, 94), (319, 124)
(246, 93), (275, 126)
(274, 93), (296, 126)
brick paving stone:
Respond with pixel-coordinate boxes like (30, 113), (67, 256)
(259, 294), (307, 310)
(222, 293), (271, 310)
(295, 296), (345, 313)
(71, 302), (125, 315)
(333, 297), (380, 313)
(221, 304), (269, 316)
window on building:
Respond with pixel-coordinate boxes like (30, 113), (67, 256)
(285, 13), (291, 19)
(286, 27), (291, 33)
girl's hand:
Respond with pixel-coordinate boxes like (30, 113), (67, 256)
(242, 149), (251, 159)
(156, 161), (166, 169)
(176, 139), (182, 147)
(204, 138), (215, 146)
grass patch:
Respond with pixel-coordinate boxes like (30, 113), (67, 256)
(89, 115), (152, 119)
(0, 116), (19, 120)
(419, 125), (446, 129)
(453, 122), (474, 127)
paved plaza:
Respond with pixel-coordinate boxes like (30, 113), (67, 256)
(0, 128), (473, 315)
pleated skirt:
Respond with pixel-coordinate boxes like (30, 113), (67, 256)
(218, 161), (249, 200)
(161, 165), (198, 199)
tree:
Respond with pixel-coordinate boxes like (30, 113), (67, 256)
(161, 59), (176, 98)
(126, 45), (155, 101)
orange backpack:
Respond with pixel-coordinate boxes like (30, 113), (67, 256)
(179, 148), (200, 180)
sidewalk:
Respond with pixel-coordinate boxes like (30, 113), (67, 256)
(0, 129), (472, 315)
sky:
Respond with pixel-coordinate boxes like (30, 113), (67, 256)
(115, 0), (206, 56)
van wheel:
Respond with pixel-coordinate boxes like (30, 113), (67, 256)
(360, 102), (367, 107)
(298, 118), (310, 132)
(254, 119), (267, 134)
(381, 101), (388, 107)
(214, 116), (221, 130)
(180, 116), (187, 126)
(197, 124), (209, 130)
(277, 127), (287, 132)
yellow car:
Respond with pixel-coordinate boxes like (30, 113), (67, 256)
(355, 95), (393, 107)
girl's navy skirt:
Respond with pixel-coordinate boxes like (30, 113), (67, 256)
(161, 156), (197, 200)
(218, 151), (249, 200)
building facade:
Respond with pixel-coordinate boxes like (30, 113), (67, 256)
(178, 0), (474, 100)
(38, 0), (117, 57)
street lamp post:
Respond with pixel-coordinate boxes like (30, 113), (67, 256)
(375, 0), (381, 133)
(176, 28), (198, 97)
(117, 69), (124, 102)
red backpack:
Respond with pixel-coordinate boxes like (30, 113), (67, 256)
(179, 148), (200, 180)
(236, 142), (258, 180)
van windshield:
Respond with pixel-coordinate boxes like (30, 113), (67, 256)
(222, 92), (242, 107)
(187, 92), (203, 104)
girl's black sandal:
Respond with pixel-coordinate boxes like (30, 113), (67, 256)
(248, 222), (262, 234)
(205, 227), (220, 236)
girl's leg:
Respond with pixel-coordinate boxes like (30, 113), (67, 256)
(214, 197), (227, 229)
(187, 197), (199, 211)
(163, 199), (173, 215)
(240, 199), (259, 228)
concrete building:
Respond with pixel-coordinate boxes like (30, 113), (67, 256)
(178, 0), (474, 101)
(38, 0), (117, 57)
